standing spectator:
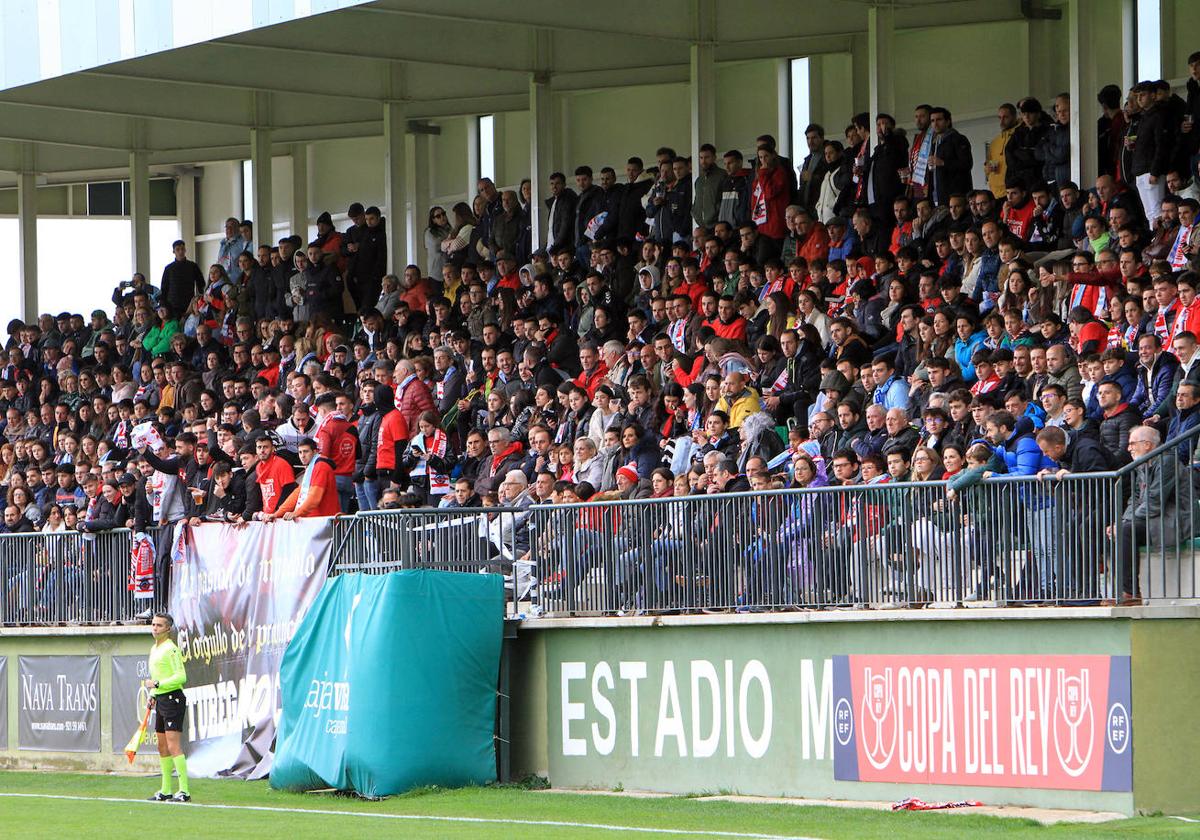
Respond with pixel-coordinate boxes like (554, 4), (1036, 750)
(217, 217), (251, 283)
(692, 144), (723, 228)
(798, 125), (829, 212)
(750, 146), (791, 260)
(269, 437), (340, 520)
(985, 103), (1018, 198)
(573, 166), (605, 266)
(1131, 81), (1174, 226)
(347, 206), (388, 314)
(159, 240), (204, 319)
(927, 107), (973, 206)
(1036, 93), (1072, 189)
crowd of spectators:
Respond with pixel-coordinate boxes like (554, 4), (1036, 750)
(4, 60), (1200, 610)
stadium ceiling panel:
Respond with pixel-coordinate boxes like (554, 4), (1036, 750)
(0, 0), (1028, 178)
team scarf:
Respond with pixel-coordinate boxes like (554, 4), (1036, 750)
(296, 455), (329, 509)
(1070, 280), (1108, 318)
(910, 130), (932, 187)
(435, 365), (457, 400)
(128, 531), (155, 599)
(669, 318), (688, 352)
(312, 408), (347, 442)
(394, 373), (417, 407)
(1169, 224), (1194, 270)
(1154, 300), (1180, 344)
(409, 429), (450, 493)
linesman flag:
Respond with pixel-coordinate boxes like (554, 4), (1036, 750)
(124, 704), (152, 763)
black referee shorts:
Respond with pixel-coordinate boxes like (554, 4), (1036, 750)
(154, 689), (187, 734)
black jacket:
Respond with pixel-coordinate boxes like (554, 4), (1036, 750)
(159, 258), (204, 317)
(350, 222), (388, 284)
(546, 188), (578, 251)
(618, 178), (653, 240)
(929, 129), (973, 204)
(1132, 102), (1174, 178)
(868, 132), (909, 213)
(1064, 432), (1113, 474)
(1006, 116), (1050, 188)
(574, 184), (606, 245)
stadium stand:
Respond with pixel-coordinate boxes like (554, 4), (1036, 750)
(4, 24), (1200, 619)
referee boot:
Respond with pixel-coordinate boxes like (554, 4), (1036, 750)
(171, 791), (192, 803)
(148, 792), (171, 802)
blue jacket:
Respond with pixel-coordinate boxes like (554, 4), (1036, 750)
(1131, 352), (1180, 418)
(954, 330), (987, 383)
(993, 424), (1054, 477)
(1167, 404), (1200, 462)
(993, 420), (1057, 510)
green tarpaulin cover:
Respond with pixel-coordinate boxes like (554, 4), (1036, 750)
(271, 570), (504, 797)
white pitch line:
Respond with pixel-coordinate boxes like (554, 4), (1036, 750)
(0, 792), (823, 839)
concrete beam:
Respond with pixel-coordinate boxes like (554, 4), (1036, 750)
(688, 0), (717, 168)
(177, 172), (197, 259)
(291, 144), (309, 243)
(18, 148), (38, 322)
(129, 148), (151, 279)
(1068, 0), (1098, 188)
(383, 100), (408, 274)
(867, 4), (895, 153)
(250, 104), (275, 247)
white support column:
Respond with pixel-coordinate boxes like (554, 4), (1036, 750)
(251, 127), (274, 247)
(291, 143), (309, 241)
(466, 116), (480, 201)
(177, 172), (197, 259)
(129, 148), (150, 279)
(867, 4), (895, 154)
(1120, 0), (1136, 93)
(17, 147), (38, 323)
(775, 59), (791, 157)
(405, 131), (430, 273)
(383, 99), (408, 274)
(529, 72), (554, 252)
(689, 0), (716, 167)
(1068, 0), (1098, 188)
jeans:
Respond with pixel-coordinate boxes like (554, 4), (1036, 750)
(355, 479), (380, 512)
(335, 475), (355, 513)
(1025, 505), (1058, 599)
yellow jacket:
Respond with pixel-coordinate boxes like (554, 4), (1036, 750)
(986, 126), (1015, 198)
(716, 388), (762, 429)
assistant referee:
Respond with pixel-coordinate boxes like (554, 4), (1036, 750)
(144, 612), (191, 803)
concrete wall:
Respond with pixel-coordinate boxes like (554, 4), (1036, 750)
(511, 610), (1200, 815)
(0, 628), (163, 774)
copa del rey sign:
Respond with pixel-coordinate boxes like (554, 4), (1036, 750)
(831, 654), (1132, 792)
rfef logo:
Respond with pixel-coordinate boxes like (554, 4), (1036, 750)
(831, 654), (1132, 792)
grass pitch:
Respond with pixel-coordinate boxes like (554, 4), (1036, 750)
(0, 771), (1197, 839)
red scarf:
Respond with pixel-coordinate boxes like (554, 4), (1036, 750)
(490, 440), (523, 474)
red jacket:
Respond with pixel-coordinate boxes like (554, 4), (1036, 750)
(574, 361), (609, 399)
(796, 223), (831, 264)
(393, 375), (435, 429)
(751, 164), (790, 239)
(315, 413), (356, 477)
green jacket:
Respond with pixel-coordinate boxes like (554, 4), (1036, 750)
(144, 319), (181, 357)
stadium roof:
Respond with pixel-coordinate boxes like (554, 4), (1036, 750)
(0, 0), (1034, 183)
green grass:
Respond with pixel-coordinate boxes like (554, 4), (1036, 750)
(0, 771), (1197, 839)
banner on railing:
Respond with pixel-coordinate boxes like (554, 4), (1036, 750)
(168, 518), (333, 779)
(831, 654), (1132, 791)
(16, 655), (100, 752)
